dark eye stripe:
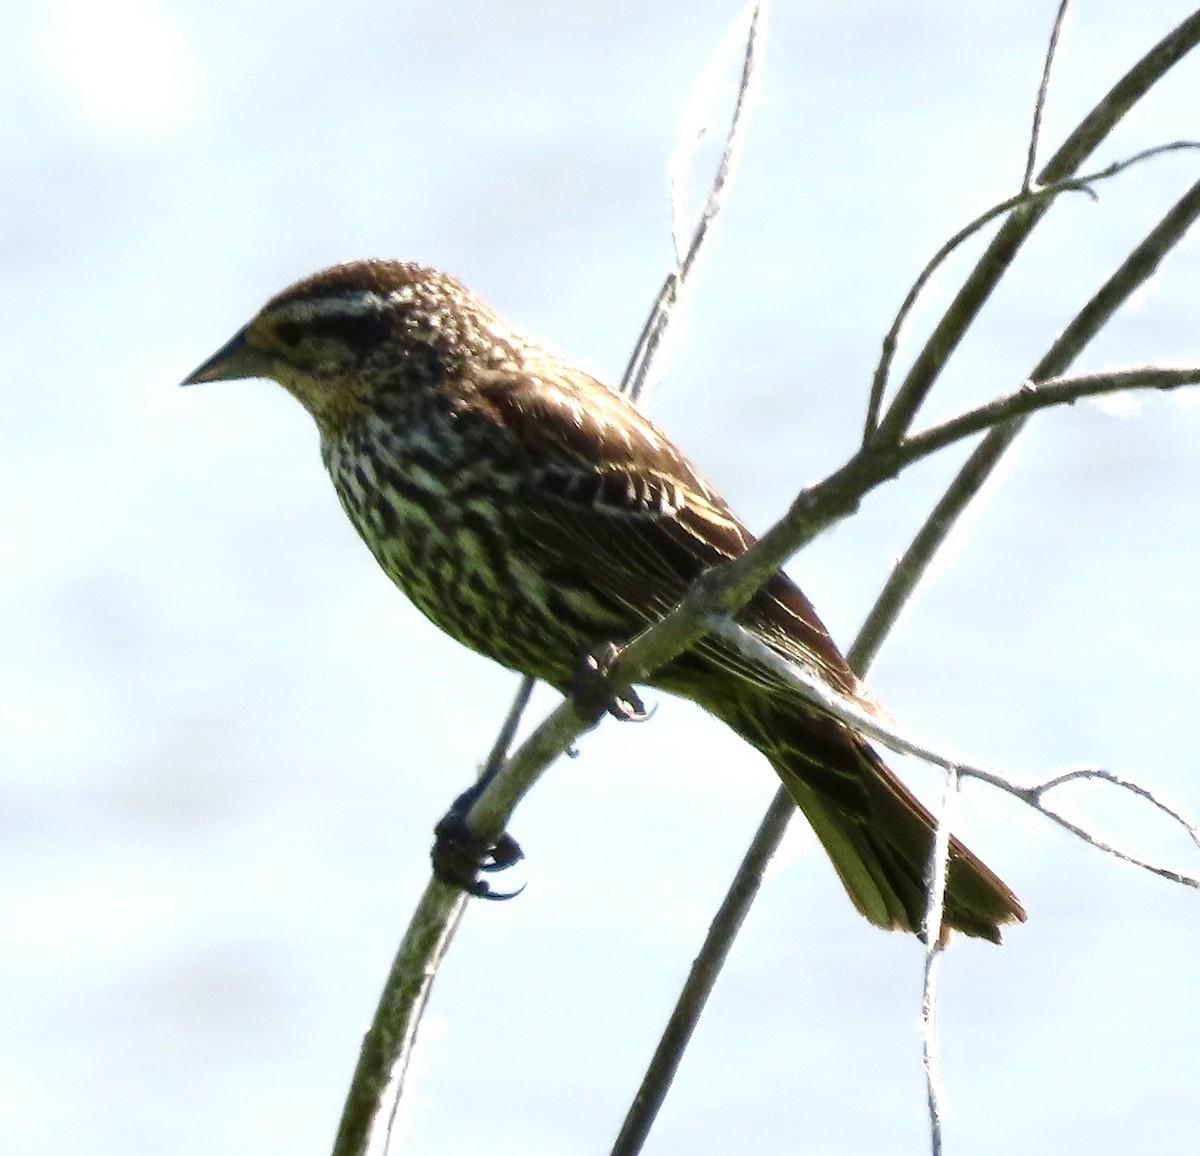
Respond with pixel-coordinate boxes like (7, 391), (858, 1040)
(274, 320), (304, 346)
(275, 311), (389, 350)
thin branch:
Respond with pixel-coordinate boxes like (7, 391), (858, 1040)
(922, 770), (959, 946)
(331, 880), (467, 1156)
(963, 765), (1200, 885)
(921, 939), (947, 1156)
(863, 139), (1200, 444)
(1075, 138), (1200, 186)
(668, 0), (766, 271)
(480, 676), (536, 778)
(1033, 766), (1200, 840)
(611, 554), (900, 1156)
(920, 767), (958, 1156)
(704, 618), (1200, 890)
(864, 185), (1055, 446)
(1024, 0), (1073, 192)
(624, 0), (767, 404)
(870, 10), (1200, 448)
(907, 365), (1200, 458)
(480, 0), (768, 830)
(609, 787), (795, 1156)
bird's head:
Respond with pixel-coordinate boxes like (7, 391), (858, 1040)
(182, 259), (496, 437)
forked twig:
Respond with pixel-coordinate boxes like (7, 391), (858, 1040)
(704, 620), (1200, 897)
(1024, 0), (1072, 192)
(868, 9), (1200, 450)
(624, 0), (767, 405)
(861, 139), (1200, 443)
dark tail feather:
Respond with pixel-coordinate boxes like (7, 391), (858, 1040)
(704, 693), (1026, 942)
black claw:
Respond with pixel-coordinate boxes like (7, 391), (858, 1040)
(479, 832), (524, 872)
(431, 788), (525, 900)
(572, 643), (653, 723)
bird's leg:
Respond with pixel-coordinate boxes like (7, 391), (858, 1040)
(572, 641), (652, 723)
(431, 778), (525, 901)
(431, 642), (651, 900)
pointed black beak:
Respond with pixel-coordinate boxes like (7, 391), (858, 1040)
(181, 328), (277, 385)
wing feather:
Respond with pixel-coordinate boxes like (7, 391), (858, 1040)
(472, 361), (862, 701)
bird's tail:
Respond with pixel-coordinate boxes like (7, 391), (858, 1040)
(696, 689), (1025, 942)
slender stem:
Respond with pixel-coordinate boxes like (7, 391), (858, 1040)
(922, 942), (947, 1156)
(872, 10), (1200, 446)
(481, 676), (536, 778)
(625, 0), (767, 404)
(331, 880), (467, 1156)
(861, 138), (1200, 442)
(920, 766), (959, 1156)
(481, 0), (767, 796)
(1024, 0), (1072, 192)
(610, 788), (795, 1156)
(907, 365), (1200, 460)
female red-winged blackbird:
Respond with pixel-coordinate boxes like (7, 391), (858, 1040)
(185, 259), (1024, 942)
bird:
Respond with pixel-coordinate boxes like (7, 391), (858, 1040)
(183, 258), (1025, 942)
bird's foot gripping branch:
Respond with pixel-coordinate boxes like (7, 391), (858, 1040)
(431, 780), (525, 901)
(571, 642), (652, 725)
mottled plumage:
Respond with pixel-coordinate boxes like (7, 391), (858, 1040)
(185, 259), (1025, 941)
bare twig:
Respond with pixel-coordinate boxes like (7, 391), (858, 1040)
(480, 676), (536, 779)
(480, 0), (769, 835)
(907, 365), (1200, 456)
(1024, 0), (1073, 192)
(704, 617), (1200, 890)
(624, 0), (767, 404)
(332, 879), (467, 1156)
(870, 11), (1200, 448)
(609, 789), (795, 1156)
(965, 765), (1200, 885)
(920, 762), (960, 1156)
(922, 768), (960, 1156)
(861, 139), (1200, 442)
(922, 939), (947, 1156)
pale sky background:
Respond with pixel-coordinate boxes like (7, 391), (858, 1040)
(4, 2), (1200, 1154)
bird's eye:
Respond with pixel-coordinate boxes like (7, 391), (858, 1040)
(302, 311), (389, 351)
(275, 321), (304, 347)
(269, 311), (388, 364)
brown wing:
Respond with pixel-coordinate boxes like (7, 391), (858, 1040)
(471, 361), (862, 700)
(472, 361), (1025, 940)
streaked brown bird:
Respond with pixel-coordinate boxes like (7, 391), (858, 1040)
(184, 259), (1024, 942)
